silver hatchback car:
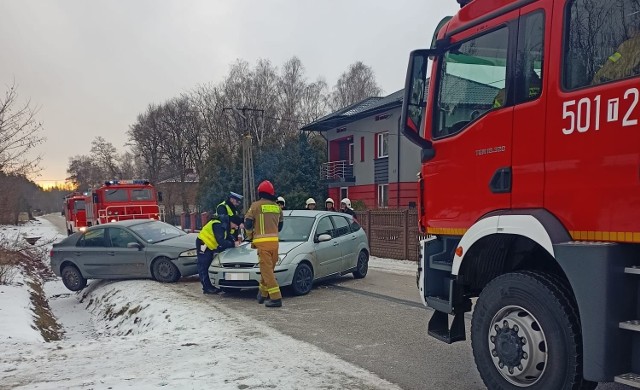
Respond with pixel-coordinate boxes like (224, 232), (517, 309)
(209, 210), (369, 295)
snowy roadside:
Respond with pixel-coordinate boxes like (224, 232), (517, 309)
(0, 217), (404, 390)
(369, 256), (417, 276)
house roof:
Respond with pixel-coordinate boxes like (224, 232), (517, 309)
(300, 89), (405, 132)
(300, 76), (499, 132)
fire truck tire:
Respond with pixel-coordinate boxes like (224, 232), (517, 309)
(151, 257), (180, 283)
(61, 265), (87, 291)
(471, 270), (588, 390)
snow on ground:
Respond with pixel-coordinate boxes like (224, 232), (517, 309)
(0, 216), (408, 389)
(0, 273), (42, 343)
(369, 256), (417, 276)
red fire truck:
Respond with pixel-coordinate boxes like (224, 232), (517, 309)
(401, 0), (640, 388)
(62, 192), (89, 235)
(85, 180), (163, 226)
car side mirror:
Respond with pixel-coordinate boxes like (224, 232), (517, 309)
(315, 234), (332, 243)
(127, 242), (143, 250)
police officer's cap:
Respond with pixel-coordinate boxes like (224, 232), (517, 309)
(229, 192), (244, 201)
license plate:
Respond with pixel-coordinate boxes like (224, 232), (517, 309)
(225, 272), (249, 281)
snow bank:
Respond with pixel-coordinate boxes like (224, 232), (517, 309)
(369, 256), (417, 276)
(1, 278), (399, 389)
(0, 273), (43, 343)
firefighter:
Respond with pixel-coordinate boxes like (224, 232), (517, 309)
(277, 196), (286, 210)
(340, 198), (356, 217)
(217, 192), (243, 240)
(325, 197), (336, 212)
(244, 180), (284, 308)
(592, 15), (640, 84)
(305, 198), (317, 210)
(196, 214), (242, 294)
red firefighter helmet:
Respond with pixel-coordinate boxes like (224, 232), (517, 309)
(257, 180), (275, 196)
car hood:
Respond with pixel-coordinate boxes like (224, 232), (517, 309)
(151, 233), (198, 249)
(218, 241), (305, 264)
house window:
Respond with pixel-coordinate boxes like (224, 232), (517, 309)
(340, 187), (349, 201)
(377, 132), (389, 158)
(348, 143), (354, 165)
(377, 184), (388, 208)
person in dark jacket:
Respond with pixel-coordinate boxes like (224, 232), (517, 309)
(216, 192), (243, 240)
(196, 214), (242, 294)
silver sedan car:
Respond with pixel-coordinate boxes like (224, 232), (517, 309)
(50, 219), (199, 291)
(209, 210), (369, 295)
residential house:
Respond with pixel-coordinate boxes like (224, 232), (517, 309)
(301, 90), (420, 209)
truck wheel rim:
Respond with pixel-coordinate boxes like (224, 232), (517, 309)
(488, 305), (547, 387)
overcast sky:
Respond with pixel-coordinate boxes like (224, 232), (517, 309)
(0, 0), (459, 187)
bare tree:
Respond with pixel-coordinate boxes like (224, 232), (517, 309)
(66, 155), (105, 191)
(90, 136), (120, 179)
(127, 105), (167, 184)
(0, 81), (45, 175)
(329, 61), (382, 110)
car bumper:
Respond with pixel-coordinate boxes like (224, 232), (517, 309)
(174, 256), (198, 277)
(209, 265), (293, 290)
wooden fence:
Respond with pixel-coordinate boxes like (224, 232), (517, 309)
(180, 209), (424, 262)
(355, 209), (424, 262)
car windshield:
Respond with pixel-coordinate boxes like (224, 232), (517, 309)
(129, 221), (185, 243)
(279, 216), (315, 242)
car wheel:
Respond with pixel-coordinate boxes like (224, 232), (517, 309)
(291, 263), (313, 295)
(352, 250), (369, 279)
(152, 257), (181, 283)
(471, 271), (587, 390)
(61, 265), (87, 291)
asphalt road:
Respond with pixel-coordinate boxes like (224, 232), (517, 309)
(43, 214), (629, 390)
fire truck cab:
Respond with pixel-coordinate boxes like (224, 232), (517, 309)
(86, 180), (163, 226)
(401, 0), (640, 388)
(63, 192), (88, 236)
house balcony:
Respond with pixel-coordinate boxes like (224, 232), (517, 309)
(320, 160), (355, 183)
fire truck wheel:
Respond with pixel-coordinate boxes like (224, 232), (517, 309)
(152, 257), (180, 283)
(471, 271), (586, 390)
(61, 265), (87, 291)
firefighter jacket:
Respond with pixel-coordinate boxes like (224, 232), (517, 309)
(593, 35), (640, 84)
(244, 199), (283, 243)
(197, 219), (235, 251)
(216, 200), (240, 237)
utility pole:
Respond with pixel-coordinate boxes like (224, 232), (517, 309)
(223, 106), (263, 213)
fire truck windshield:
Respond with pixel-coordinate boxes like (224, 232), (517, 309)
(74, 200), (85, 211)
(131, 188), (153, 201)
(434, 26), (508, 138)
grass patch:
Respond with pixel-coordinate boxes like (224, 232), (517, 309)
(27, 279), (63, 342)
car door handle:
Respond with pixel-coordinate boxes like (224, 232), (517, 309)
(350, 235), (357, 240)
(332, 242), (339, 247)
(74, 252), (82, 256)
(107, 251), (115, 256)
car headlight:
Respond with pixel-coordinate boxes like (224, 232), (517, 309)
(211, 254), (221, 267)
(179, 249), (197, 257)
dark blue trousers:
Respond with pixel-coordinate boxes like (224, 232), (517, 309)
(197, 244), (216, 292)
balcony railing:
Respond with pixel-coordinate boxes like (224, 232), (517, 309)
(320, 160), (354, 182)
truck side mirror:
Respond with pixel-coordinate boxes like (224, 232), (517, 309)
(92, 193), (98, 203)
(401, 49), (436, 151)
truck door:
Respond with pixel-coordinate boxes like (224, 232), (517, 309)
(511, 7), (548, 208)
(425, 10), (518, 230)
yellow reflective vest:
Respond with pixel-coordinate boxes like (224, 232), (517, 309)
(198, 219), (225, 250)
(217, 201), (237, 236)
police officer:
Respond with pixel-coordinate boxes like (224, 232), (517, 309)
(217, 192), (243, 240)
(244, 180), (284, 308)
(196, 214), (242, 294)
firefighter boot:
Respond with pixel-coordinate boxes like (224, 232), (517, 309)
(257, 290), (267, 304)
(264, 298), (282, 308)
